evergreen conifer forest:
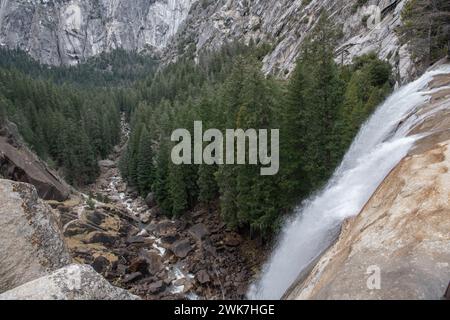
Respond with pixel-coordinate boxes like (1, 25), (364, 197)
(0, 15), (393, 237)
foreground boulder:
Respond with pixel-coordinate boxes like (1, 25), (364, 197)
(0, 121), (70, 201)
(0, 264), (140, 300)
(0, 180), (72, 293)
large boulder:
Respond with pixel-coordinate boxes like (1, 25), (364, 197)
(98, 160), (115, 169)
(0, 264), (140, 300)
(0, 122), (70, 201)
(145, 192), (156, 208)
(171, 239), (193, 258)
(0, 180), (72, 293)
(140, 249), (163, 275)
(188, 223), (209, 241)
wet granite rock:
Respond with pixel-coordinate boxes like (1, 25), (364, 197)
(140, 250), (163, 275)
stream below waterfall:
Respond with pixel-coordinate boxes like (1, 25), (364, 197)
(64, 114), (259, 300)
(89, 117), (200, 299)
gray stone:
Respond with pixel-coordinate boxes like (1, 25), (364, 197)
(196, 270), (210, 284)
(223, 233), (242, 247)
(0, 0), (195, 66)
(145, 192), (157, 208)
(0, 0), (414, 85)
(85, 210), (107, 226)
(123, 272), (143, 284)
(188, 223), (209, 241)
(0, 264), (140, 300)
(0, 180), (72, 294)
(140, 250), (163, 275)
(0, 122), (70, 201)
(91, 256), (110, 274)
(171, 239), (193, 258)
(155, 220), (177, 237)
(98, 160), (115, 169)
(84, 232), (118, 245)
(148, 280), (165, 294)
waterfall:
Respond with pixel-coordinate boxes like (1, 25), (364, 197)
(248, 65), (450, 300)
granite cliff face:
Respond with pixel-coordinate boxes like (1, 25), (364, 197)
(0, 0), (414, 82)
(0, 120), (70, 201)
(0, 0), (195, 65)
(171, 0), (413, 81)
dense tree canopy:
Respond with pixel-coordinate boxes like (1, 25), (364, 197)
(121, 16), (394, 237)
(399, 0), (450, 69)
(0, 49), (150, 185)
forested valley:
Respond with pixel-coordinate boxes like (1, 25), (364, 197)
(120, 15), (393, 237)
(0, 15), (393, 239)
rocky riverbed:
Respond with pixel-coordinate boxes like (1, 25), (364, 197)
(50, 122), (264, 300)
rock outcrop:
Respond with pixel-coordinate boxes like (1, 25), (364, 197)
(0, 121), (70, 201)
(0, 179), (72, 293)
(171, 0), (413, 81)
(0, 178), (140, 300)
(285, 66), (450, 300)
(0, 264), (140, 300)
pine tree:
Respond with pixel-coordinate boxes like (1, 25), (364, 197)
(279, 61), (311, 206)
(0, 95), (8, 125)
(216, 165), (239, 228)
(196, 95), (219, 207)
(215, 59), (247, 228)
(137, 127), (154, 196)
(127, 121), (143, 185)
(400, 0), (450, 68)
(197, 164), (218, 206)
(62, 122), (98, 186)
(281, 13), (344, 198)
(335, 54), (392, 158)
(168, 162), (188, 217)
(220, 58), (283, 236)
(153, 138), (172, 214)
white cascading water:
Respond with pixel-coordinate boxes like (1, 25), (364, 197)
(248, 65), (450, 300)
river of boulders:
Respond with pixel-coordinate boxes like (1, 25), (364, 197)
(53, 159), (265, 300)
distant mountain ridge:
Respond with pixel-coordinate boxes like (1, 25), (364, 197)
(0, 0), (415, 82)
